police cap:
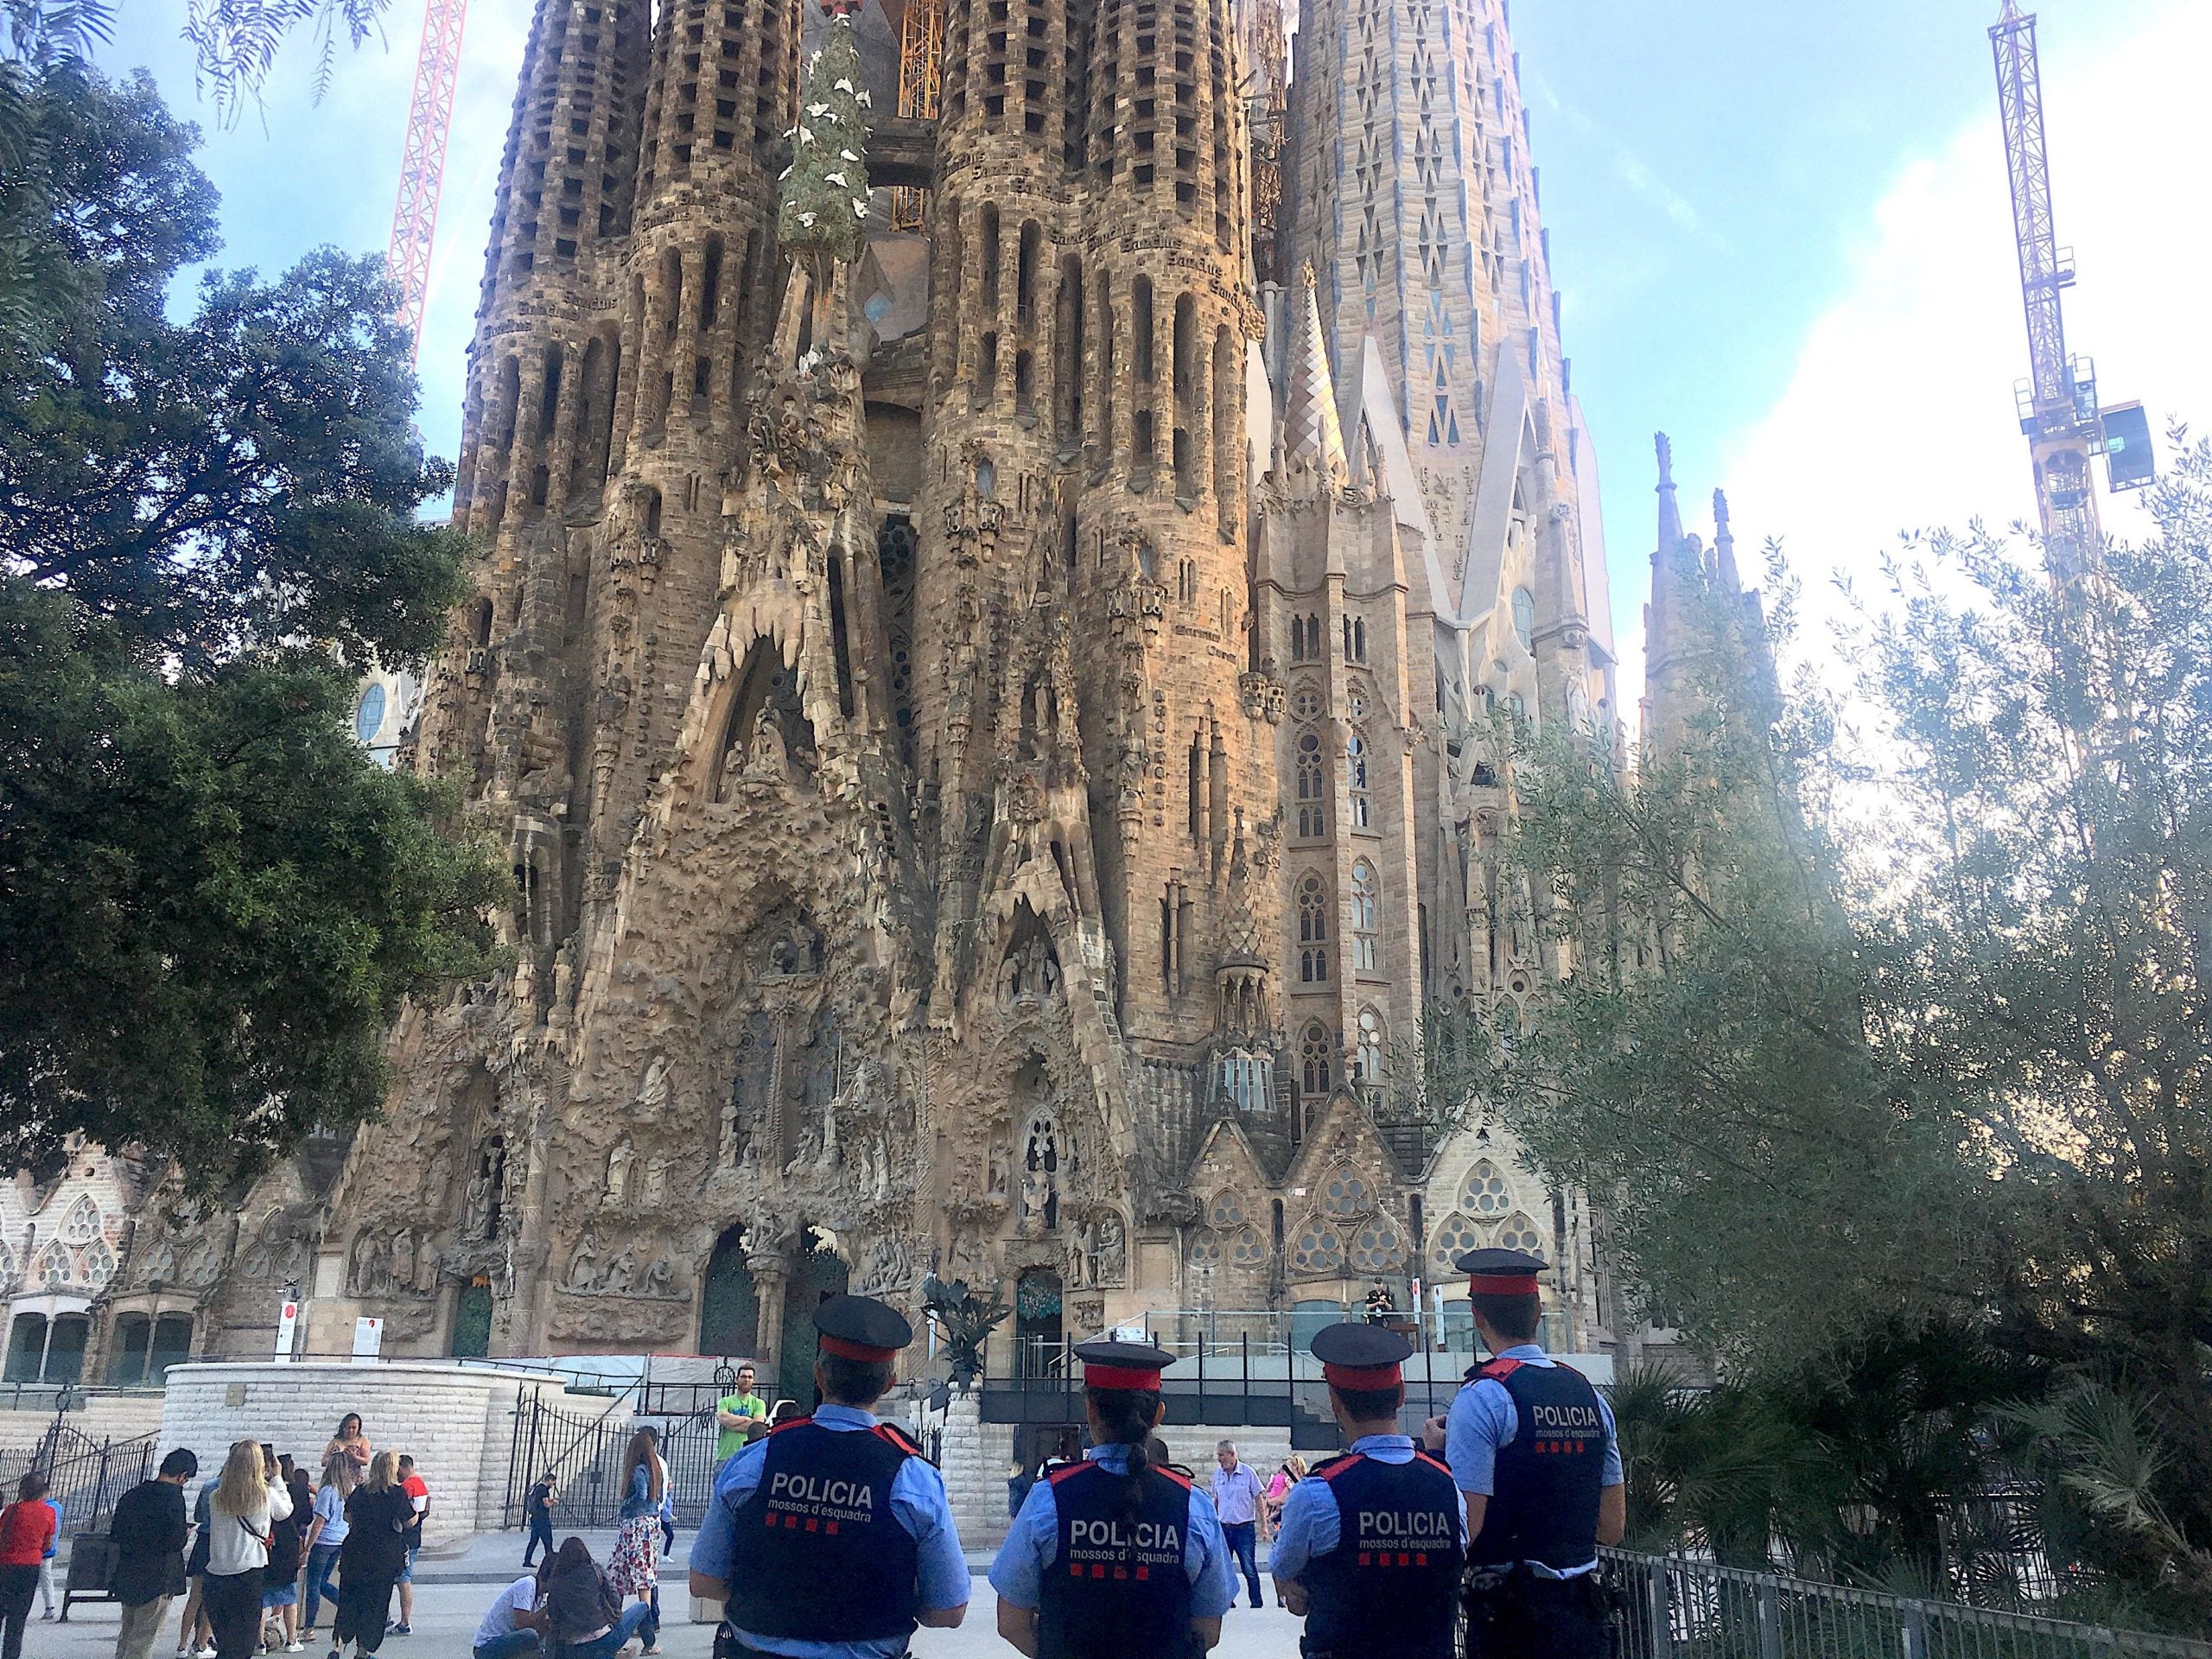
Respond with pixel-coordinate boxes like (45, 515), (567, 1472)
(1308, 1321), (1411, 1390)
(812, 1293), (912, 1363)
(1071, 1339), (1175, 1391)
(1454, 1247), (1547, 1294)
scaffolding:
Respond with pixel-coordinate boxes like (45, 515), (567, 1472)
(890, 0), (944, 231)
(386, 0), (469, 360)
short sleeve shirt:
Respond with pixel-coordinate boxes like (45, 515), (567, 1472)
(988, 1446), (1236, 1618)
(716, 1392), (769, 1459)
(474, 1575), (540, 1647)
(1443, 1344), (1623, 1579)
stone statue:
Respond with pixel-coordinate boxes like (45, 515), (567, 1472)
(922, 1274), (1011, 1393)
(746, 708), (786, 778)
(600, 1249), (637, 1294)
(1067, 1217), (1095, 1289)
(390, 1230), (416, 1294)
(563, 1233), (601, 1291)
(985, 1141), (1010, 1203)
(606, 1137), (635, 1202)
(638, 1055), (671, 1115)
(1092, 1214), (1126, 1287)
(463, 1173), (493, 1241)
(642, 1157), (668, 1207)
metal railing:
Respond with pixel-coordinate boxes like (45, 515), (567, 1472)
(0, 1425), (157, 1535)
(501, 1391), (730, 1530)
(1601, 1548), (2212, 1659)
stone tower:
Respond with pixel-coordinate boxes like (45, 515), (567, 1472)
(257, 0), (1683, 1382)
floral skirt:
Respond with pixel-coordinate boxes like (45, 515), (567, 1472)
(607, 1513), (659, 1597)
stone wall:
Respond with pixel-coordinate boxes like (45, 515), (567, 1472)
(0, 1391), (164, 1452)
(158, 1362), (579, 1545)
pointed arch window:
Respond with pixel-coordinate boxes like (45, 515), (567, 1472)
(1295, 731), (1326, 838)
(1298, 874), (1329, 983)
(1354, 1007), (1383, 1083)
(1351, 859), (1379, 972)
(1345, 732), (1371, 830)
(1300, 1021), (1332, 1098)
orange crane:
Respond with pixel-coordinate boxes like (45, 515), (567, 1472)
(387, 0), (469, 360)
(1988, 0), (2152, 576)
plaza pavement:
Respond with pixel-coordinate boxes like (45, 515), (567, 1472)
(36, 1532), (1302, 1658)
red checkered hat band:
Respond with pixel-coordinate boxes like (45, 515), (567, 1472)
(818, 1333), (899, 1362)
(1467, 1272), (1541, 1294)
(1084, 1363), (1164, 1391)
(1322, 1363), (1402, 1389)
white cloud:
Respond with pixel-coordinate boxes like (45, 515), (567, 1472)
(1712, 1), (2212, 687)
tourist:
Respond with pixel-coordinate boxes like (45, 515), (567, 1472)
(1272, 1323), (1464, 1656)
(1422, 1248), (1626, 1659)
(0, 1472), (59, 1659)
(540, 1538), (650, 1659)
(109, 1448), (197, 1659)
(768, 1399), (803, 1426)
(690, 1296), (970, 1654)
(607, 1428), (663, 1656)
(175, 1474), (214, 1657)
(330, 1451), (412, 1659)
(301, 1452), (355, 1639)
(1209, 1439), (1266, 1609)
(322, 1419), (371, 1478)
(200, 1440), (293, 1659)
(263, 1465), (312, 1652)
(389, 1456), (429, 1636)
(469, 1566), (548, 1659)
(712, 1364), (768, 1462)
(1262, 1454), (1306, 1543)
(988, 1342), (1233, 1659)
(519, 1474), (555, 1570)
(34, 1478), (60, 1623)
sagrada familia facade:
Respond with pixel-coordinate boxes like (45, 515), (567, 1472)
(4, 0), (1764, 1396)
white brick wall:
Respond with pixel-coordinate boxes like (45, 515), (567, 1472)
(158, 1362), (580, 1544)
(0, 1392), (164, 1452)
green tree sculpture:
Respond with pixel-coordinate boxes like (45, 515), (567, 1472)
(777, 10), (870, 344)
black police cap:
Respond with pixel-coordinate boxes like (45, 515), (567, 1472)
(1310, 1320), (1413, 1389)
(1453, 1247), (1548, 1291)
(813, 1293), (912, 1362)
(1071, 1339), (1175, 1389)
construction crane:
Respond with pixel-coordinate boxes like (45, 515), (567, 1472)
(387, 0), (470, 361)
(1988, 0), (2152, 577)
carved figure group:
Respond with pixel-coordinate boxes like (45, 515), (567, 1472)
(558, 1232), (683, 1300)
(348, 1229), (438, 1298)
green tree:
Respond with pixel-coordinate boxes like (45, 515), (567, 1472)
(0, 61), (503, 1189)
(1440, 438), (2212, 1615)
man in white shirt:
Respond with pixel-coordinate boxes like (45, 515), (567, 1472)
(471, 1573), (547, 1659)
(1209, 1440), (1267, 1609)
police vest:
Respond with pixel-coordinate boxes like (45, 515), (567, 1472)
(1036, 1457), (1198, 1659)
(1298, 1448), (1463, 1659)
(1464, 1357), (1608, 1572)
(722, 1417), (923, 1642)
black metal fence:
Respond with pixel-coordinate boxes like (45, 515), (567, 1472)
(0, 1423), (157, 1534)
(502, 1391), (729, 1530)
(1602, 1548), (2212, 1659)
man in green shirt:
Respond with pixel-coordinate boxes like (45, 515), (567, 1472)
(714, 1363), (769, 1459)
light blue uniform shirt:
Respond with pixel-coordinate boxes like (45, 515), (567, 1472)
(1444, 1343), (1623, 1579)
(690, 1403), (971, 1659)
(1268, 1434), (1467, 1583)
(988, 1445), (1237, 1619)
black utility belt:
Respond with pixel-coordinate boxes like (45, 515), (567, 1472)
(714, 1624), (907, 1659)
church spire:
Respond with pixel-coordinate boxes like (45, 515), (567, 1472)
(1278, 264), (1348, 491)
(1655, 431), (1683, 552)
(1713, 487), (1739, 593)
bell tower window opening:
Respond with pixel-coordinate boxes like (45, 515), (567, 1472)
(1297, 873), (1328, 982)
(1294, 730), (1325, 838)
(1345, 732), (1371, 830)
(1351, 858), (1378, 972)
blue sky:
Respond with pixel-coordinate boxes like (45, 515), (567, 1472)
(103, 0), (2212, 692)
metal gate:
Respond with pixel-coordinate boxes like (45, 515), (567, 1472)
(0, 1423), (156, 1533)
(502, 1392), (728, 1529)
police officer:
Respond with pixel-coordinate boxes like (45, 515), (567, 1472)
(1421, 1249), (1624, 1659)
(1270, 1323), (1465, 1659)
(688, 1294), (970, 1659)
(988, 1341), (1236, 1657)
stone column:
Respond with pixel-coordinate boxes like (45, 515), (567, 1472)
(747, 1253), (788, 1376)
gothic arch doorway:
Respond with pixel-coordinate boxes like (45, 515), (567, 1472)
(450, 1281), (493, 1358)
(778, 1232), (850, 1408)
(699, 1226), (759, 1358)
(1014, 1268), (1064, 1378)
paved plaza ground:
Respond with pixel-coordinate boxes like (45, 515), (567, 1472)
(34, 1531), (1302, 1659)
(35, 1573), (1304, 1658)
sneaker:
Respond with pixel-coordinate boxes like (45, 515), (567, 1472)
(289, 1643), (307, 1652)
(390, 1626), (411, 1637)
(197, 1646), (219, 1657)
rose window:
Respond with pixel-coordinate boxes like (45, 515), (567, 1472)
(1291, 1221), (1345, 1275)
(60, 1194), (101, 1245)
(1230, 1227), (1268, 1268)
(1429, 1211), (1483, 1272)
(1462, 1160), (1510, 1216)
(1498, 1211), (1542, 1254)
(1319, 1168), (1370, 1218)
(1350, 1220), (1406, 1273)
(1207, 1190), (1245, 1230)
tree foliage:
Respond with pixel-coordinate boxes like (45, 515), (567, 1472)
(777, 13), (870, 270)
(0, 61), (503, 1189)
(1440, 438), (2212, 1619)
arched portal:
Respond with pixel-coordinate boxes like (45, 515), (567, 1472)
(1014, 1268), (1064, 1378)
(777, 1233), (851, 1408)
(698, 1226), (760, 1359)
(450, 1281), (493, 1358)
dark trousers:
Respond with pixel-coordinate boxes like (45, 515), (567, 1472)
(201, 1569), (264, 1659)
(335, 1571), (397, 1654)
(524, 1517), (554, 1567)
(0, 1564), (35, 1659)
(1462, 1572), (1607, 1659)
(1223, 1520), (1263, 1606)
